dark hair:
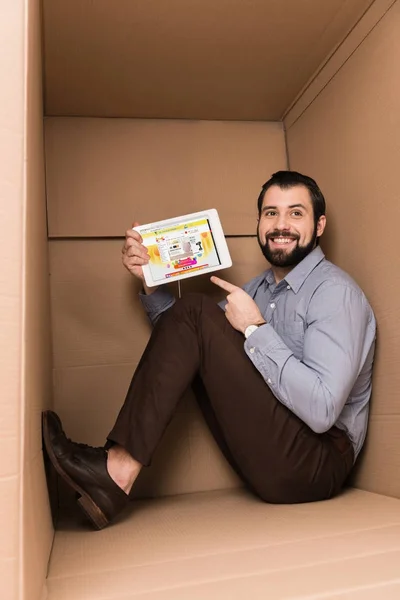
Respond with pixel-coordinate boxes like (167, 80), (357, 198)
(257, 171), (326, 224)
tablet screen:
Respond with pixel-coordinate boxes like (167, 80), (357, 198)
(140, 215), (221, 282)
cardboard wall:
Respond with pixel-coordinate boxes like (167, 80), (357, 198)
(285, 0), (400, 498)
(0, 2), (55, 599)
(42, 0), (373, 121)
(46, 119), (287, 497)
(45, 118), (285, 236)
(23, 1), (54, 599)
(0, 2), (26, 597)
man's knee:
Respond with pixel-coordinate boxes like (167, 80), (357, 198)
(164, 293), (226, 334)
(172, 292), (221, 316)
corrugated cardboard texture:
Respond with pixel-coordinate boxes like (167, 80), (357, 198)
(50, 238), (266, 497)
(285, 0), (400, 497)
(0, 1), (25, 598)
(23, 1), (54, 599)
(47, 488), (400, 599)
(45, 118), (286, 237)
(42, 0), (373, 120)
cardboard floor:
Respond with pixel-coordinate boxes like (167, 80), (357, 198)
(46, 487), (400, 599)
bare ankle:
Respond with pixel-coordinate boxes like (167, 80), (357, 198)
(107, 445), (142, 494)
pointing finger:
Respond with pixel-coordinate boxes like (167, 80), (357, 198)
(210, 276), (239, 294)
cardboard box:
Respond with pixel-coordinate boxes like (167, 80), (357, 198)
(3, 1), (400, 598)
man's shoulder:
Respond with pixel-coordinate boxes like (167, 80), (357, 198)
(316, 258), (361, 290)
(316, 258), (365, 294)
(311, 259), (374, 320)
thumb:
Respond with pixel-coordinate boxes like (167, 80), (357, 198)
(132, 221), (140, 228)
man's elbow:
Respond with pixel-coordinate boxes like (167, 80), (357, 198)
(307, 388), (346, 434)
(309, 420), (332, 435)
(307, 409), (338, 434)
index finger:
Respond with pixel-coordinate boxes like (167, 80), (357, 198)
(210, 276), (239, 294)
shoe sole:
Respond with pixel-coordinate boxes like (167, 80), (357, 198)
(42, 412), (109, 530)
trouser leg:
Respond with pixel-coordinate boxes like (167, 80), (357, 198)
(107, 293), (353, 503)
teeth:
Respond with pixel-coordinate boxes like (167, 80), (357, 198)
(272, 238), (293, 244)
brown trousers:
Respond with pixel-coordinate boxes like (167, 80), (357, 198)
(107, 293), (354, 503)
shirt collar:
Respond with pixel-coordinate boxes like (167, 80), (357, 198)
(264, 246), (325, 294)
(265, 269), (275, 286)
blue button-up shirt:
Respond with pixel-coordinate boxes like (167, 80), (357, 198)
(140, 246), (376, 460)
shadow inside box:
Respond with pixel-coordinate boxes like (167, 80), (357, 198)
(42, 431), (60, 529)
(52, 473), (150, 532)
(56, 500), (140, 532)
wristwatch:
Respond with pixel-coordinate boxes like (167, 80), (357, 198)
(244, 322), (266, 339)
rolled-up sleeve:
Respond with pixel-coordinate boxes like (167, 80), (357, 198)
(244, 284), (374, 433)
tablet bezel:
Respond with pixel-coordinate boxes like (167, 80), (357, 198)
(133, 209), (232, 287)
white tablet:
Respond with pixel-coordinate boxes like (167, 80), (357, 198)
(133, 209), (232, 287)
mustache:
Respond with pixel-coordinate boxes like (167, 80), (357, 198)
(265, 230), (300, 241)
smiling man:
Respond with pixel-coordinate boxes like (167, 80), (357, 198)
(43, 171), (376, 530)
(258, 182), (325, 271)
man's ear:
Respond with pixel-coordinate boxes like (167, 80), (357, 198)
(316, 215), (327, 238)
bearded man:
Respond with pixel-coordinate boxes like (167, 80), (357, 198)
(43, 170), (376, 530)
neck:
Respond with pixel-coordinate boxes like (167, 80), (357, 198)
(271, 265), (293, 284)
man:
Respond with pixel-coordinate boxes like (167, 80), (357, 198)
(43, 171), (376, 530)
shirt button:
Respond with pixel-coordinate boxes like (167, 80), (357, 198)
(270, 303), (276, 309)
(249, 347), (255, 354)
(287, 285), (291, 290)
(267, 378), (272, 384)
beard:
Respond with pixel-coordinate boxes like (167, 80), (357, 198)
(258, 224), (318, 268)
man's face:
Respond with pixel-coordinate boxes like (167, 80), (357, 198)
(257, 185), (326, 268)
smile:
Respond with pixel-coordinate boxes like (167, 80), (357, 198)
(270, 237), (296, 245)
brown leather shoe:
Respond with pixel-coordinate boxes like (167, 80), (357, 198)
(42, 410), (129, 529)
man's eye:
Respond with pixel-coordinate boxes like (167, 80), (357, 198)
(291, 211), (302, 217)
(265, 211), (276, 217)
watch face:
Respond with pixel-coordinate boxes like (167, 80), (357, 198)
(245, 325), (259, 339)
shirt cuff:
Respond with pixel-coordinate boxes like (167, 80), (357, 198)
(244, 323), (293, 392)
(139, 286), (175, 320)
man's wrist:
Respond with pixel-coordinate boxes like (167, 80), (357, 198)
(244, 321), (266, 339)
(142, 283), (158, 295)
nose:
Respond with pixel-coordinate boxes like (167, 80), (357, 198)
(275, 213), (290, 231)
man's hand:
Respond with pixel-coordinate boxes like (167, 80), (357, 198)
(122, 222), (157, 295)
(211, 276), (265, 334)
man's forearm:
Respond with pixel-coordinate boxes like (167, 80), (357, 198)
(243, 321), (373, 434)
(244, 325), (344, 433)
